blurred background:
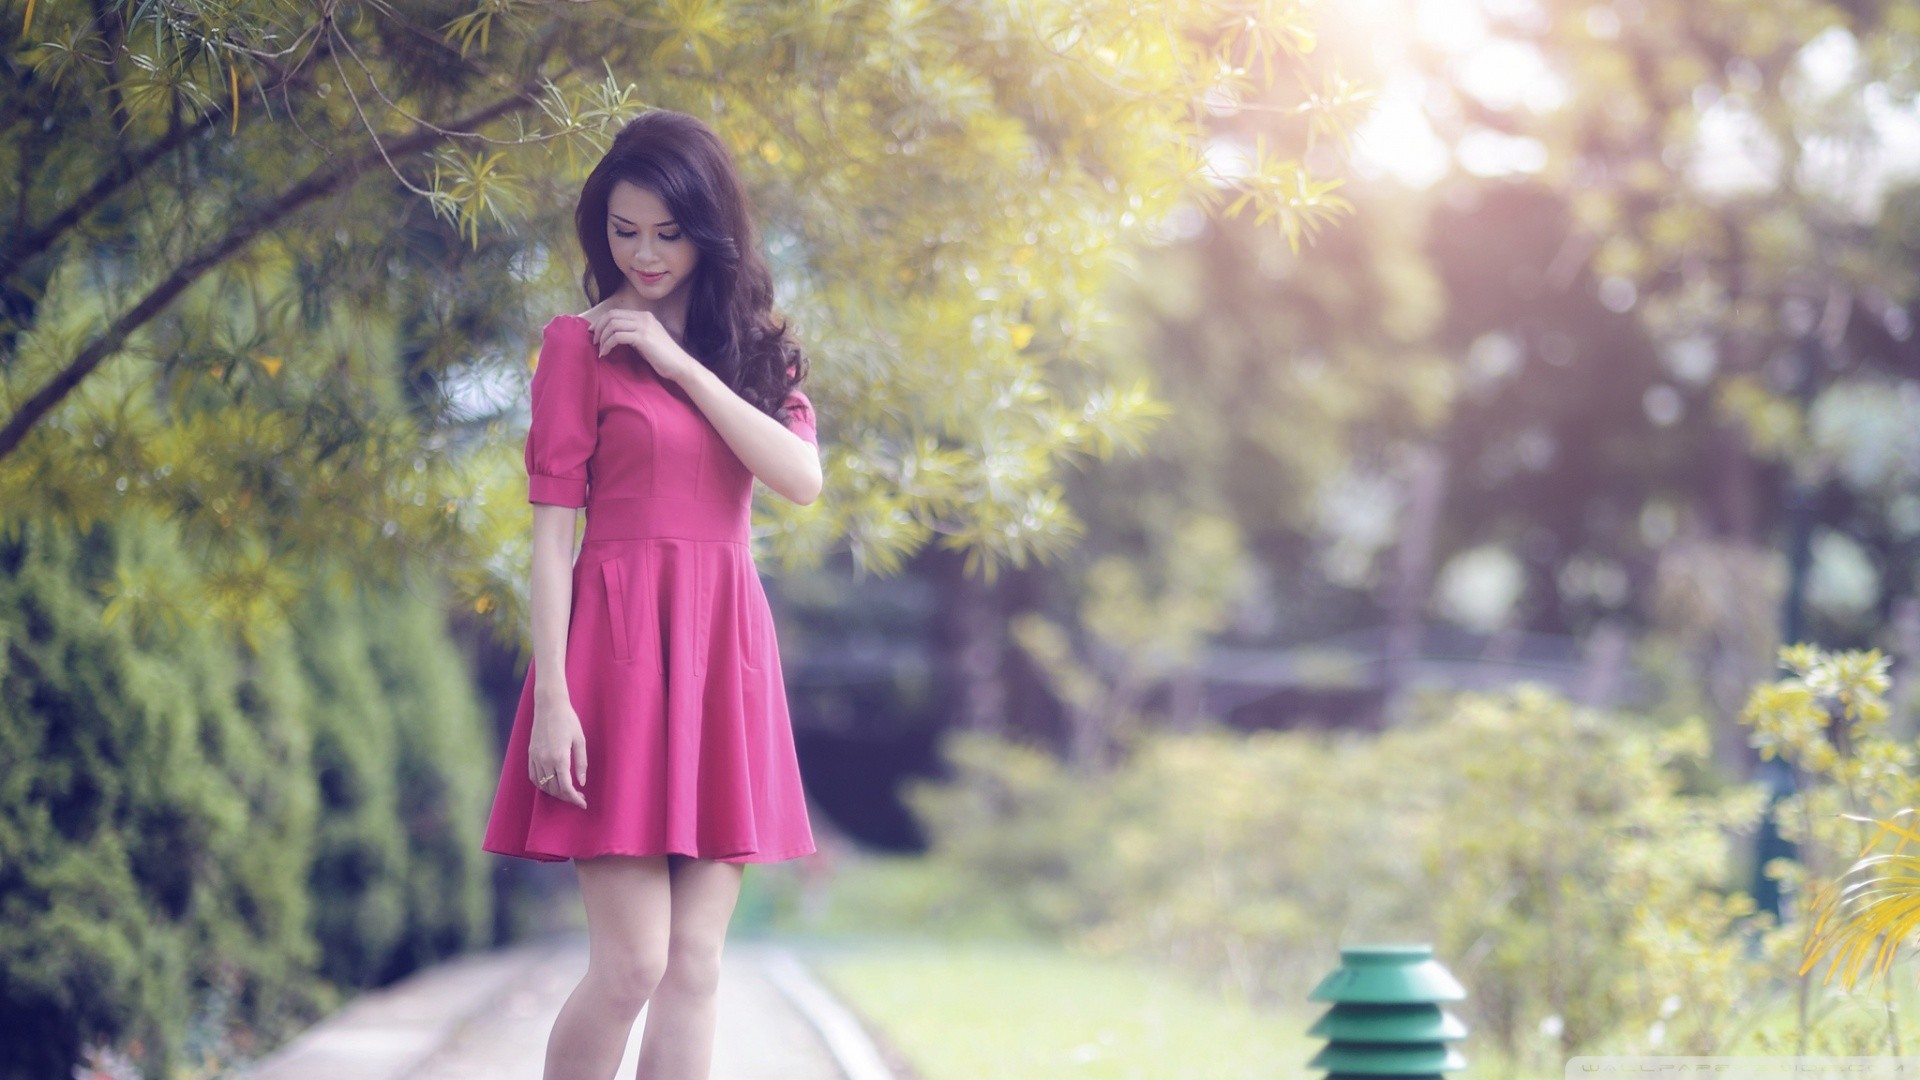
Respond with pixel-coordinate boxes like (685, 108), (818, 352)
(9, 0), (1920, 1077)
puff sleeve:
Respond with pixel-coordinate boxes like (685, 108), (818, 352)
(780, 388), (817, 447)
(524, 315), (599, 508)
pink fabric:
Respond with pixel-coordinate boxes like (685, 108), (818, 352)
(483, 314), (818, 864)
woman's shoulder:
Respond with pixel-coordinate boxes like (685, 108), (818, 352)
(532, 315), (598, 381)
(539, 312), (597, 347)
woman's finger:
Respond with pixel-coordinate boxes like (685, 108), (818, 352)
(601, 329), (645, 357)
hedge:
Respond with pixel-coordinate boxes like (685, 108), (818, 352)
(0, 515), (496, 1078)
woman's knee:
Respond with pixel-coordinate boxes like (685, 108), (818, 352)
(590, 946), (669, 1010)
(660, 935), (725, 997)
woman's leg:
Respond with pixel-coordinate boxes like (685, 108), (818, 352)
(544, 854), (673, 1080)
(633, 854), (745, 1080)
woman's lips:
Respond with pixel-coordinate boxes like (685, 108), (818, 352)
(637, 270), (666, 283)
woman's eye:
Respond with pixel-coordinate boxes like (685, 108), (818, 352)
(660, 232), (682, 242)
(614, 228), (636, 238)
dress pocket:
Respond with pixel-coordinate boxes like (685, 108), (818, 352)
(742, 570), (768, 672)
(601, 558), (632, 663)
(693, 557), (711, 678)
(741, 621), (762, 672)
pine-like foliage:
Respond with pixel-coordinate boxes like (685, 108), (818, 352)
(0, 513), (494, 1078)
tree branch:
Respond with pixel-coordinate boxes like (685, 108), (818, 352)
(90, 0), (131, 137)
(0, 112), (224, 284)
(3, 16), (328, 285)
(0, 84), (545, 462)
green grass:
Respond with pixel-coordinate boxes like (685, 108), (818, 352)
(799, 936), (1920, 1080)
(741, 848), (1036, 941)
(739, 851), (1920, 1077)
(739, 852), (1325, 1077)
(799, 935), (1323, 1080)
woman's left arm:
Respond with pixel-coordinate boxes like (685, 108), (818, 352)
(588, 306), (823, 504)
(679, 363), (823, 505)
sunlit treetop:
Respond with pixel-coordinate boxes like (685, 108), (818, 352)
(0, 0), (1363, 636)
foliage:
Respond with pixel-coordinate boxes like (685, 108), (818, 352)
(905, 686), (1778, 1075)
(1799, 807), (1920, 993)
(295, 573), (496, 989)
(0, 514), (323, 1077)
(1052, 123), (1451, 664)
(1643, 536), (1788, 769)
(1, 0), (1359, 658)
(0, 513), (494, 1079)
(1396, 0), (1920, 646)
(1739, 644), (1920, 1055)
(1010, 512), (1255, 771)
(1401, 688), (1773, 1067)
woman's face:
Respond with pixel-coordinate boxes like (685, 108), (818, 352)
(605, 180), (699, 301)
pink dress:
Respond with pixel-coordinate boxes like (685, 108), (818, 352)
(481, 313), (818, 864)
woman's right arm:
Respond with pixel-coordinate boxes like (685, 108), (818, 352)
(529, 503), (580, 696)
(523, 315), (599, 809)
(527, 503), (588, 808)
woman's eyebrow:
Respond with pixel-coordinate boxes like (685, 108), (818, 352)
(609, 212), (678, 227)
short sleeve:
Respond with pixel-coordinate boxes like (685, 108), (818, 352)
(781, 388), (817, 447)
(524, 315), (598, 507)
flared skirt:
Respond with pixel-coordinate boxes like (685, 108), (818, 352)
(481, 537), (816, 864)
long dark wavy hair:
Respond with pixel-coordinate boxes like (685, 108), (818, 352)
(573, 109), (808, 422)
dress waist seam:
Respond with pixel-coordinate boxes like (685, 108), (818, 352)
(579, 536), (746, 546)
(580, 495), (749, 545)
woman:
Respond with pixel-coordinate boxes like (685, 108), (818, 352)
(481, 108), (824, 1080)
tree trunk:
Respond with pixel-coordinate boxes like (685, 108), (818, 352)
(928, 545), (1009, 737)
(1382, 443), (1448, 719)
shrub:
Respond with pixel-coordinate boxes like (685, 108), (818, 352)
(0, 514), (496, 1078)
(906, 685), (1775, 1074)
(1739, 645), (1920, 1056)
(0, 518), (324, 1076)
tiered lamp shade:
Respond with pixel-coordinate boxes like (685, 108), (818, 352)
(1306, 945), (1468, 1079)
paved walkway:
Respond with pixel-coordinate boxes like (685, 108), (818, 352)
(244, 935), (863, 1080)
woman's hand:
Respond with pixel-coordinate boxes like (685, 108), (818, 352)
(529, 694), (589, 809)
(585, 307), (699, 384)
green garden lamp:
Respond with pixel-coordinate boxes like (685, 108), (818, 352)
(1306, 944), (1468, 1078)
